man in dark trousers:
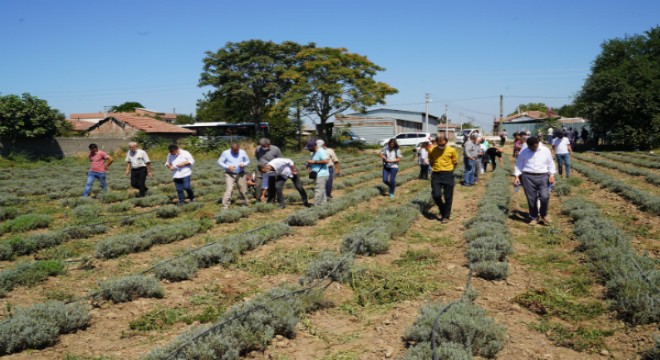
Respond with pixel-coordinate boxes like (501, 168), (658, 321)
(255, 138), (282, 200)
(258, 158), (310, 209)
(484, 146), (504, 172)
(124, 141), (151, 197)
(428, 135), (458, 223)
(514, 137), (556, 226)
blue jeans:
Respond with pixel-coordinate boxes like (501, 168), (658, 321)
(382, 167), (399, 194)
(556, 153), (571, 177)
(463, 158), (476, 185)
(83, 171), (107, 197)
(173, 176), (194, 204)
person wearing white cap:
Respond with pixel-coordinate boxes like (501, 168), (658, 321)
(305, 138), (330, 206)
(316, 139), (340, 199)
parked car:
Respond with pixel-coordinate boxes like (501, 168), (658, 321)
(455, 128), (500, 145)
(342, 130), (366, 144)
(379, 132), (435, 147)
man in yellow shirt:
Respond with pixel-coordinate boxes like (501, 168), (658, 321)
(428, 135), (459, 223)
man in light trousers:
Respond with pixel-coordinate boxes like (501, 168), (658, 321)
(217, 143), (250, 208)
(305, 138), (330, 206)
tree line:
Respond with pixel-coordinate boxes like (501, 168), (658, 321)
(1, 29), (657, 148)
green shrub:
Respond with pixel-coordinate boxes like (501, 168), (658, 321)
(254, 202), (276, 213)
(144, 286), (320, 360)
(0, 207), (18, 221)
(97, 275), (164, 303)
(405, 342), (473, 360)
(215, 209), (244, 224)
(107, 201), (134, 213)
(1, 214), (53, 234)
(133, 195), (171, 208)
(286, 208), (319, 226)
(403, 300), (505, 358)
(73, 204), (101, 218)
(156, 205), (181, 219)
(0, 260), (67, 296)
(154, 256), (198, 281)
(98, 191), (130, 203)
(0, 195), (21, 206)
(472, 261), (509, 280)
(341, 228), (390, 255)
(300, 251), (354, 284)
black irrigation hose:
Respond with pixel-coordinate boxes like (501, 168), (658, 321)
(430, 266), (474, 360)
(139, 223), (276, 274)
(162, 244), (358, 360)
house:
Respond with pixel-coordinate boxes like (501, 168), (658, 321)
(83, 113), (194, 141)
(134, 108), (177, 123)
(497, 111), (589, 135)
(335, 108), (445, 144)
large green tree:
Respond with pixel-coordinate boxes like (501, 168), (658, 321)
(111, 101), (144, 112)
(198, 40), (314, 130)
(282, 47), (398, 140)
(575, 26), (660, 148)
(0, 93), (67, 143)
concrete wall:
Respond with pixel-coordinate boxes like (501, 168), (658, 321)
(0, 137), (132, 157)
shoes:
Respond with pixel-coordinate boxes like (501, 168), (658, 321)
(540, 216), (551, 225)
(440, 218), (450, 224)
(303, 201), (311, 208)
(177, 201), (186, 206)
(529, 218), (539, 226)
(279, 204), (286, 209)
(389, 194), (395, 198)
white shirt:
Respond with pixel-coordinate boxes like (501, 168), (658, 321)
(125, 149), (150, 168)
(548, 127), (554, 136)
(165, 149), (195, 179)
(552, 137), (571, 155)
(267, 158), (295, 178)
(325, 148), (339, 166)
(514, 145), (556, 176)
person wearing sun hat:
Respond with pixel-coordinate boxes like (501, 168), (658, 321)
(305, 138), (330, 206)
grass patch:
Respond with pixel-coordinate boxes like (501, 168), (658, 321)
(515, 252), (574, 273)
(44, 290), (77, 302)
(514, 288), (606, 321)
(393, 248), (438, 267)
(351, 265), (439, 307)
(531, 319), (613, 352)
(235, 246), (317, 276)
(129, 306), (225, 331)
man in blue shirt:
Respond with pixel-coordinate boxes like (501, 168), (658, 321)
(217, 143), (250, 208)
(305, 138), (330, 206)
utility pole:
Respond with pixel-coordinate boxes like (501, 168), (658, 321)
(499, 95), (504, 122)
(424, 93), (430, 133)
(445, 104), (449, 139)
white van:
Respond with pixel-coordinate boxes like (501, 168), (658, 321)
(379, 132), (435, 147)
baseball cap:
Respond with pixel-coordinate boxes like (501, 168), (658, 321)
(305, 138), (317, 150)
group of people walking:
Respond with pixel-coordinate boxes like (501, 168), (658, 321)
(84, 129), (567, 227)
(82, 138), (341, 209)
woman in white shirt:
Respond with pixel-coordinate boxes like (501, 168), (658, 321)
(551, 131), (572, 178)
(378, 139), (402, 198)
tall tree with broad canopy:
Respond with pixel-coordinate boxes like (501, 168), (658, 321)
(575, 26), (659, 148)
(111, 101), (144, 113)
(0, 93), (68, 143)
(282, 47), (398, 140)
(198, 40), (315, 132)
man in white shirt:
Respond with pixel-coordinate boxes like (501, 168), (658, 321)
(258, 158), (310, 209)
(551, 131), (572, 178)
(165, 144), (195, 205)
(124, 141), (151, 197)
(514, 137), (556, 225)
(217, 143), (250, 209)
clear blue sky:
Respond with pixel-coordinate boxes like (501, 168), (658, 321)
(1, 0), (658, 129)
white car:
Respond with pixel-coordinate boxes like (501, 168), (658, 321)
(379, 132), (435, 147)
